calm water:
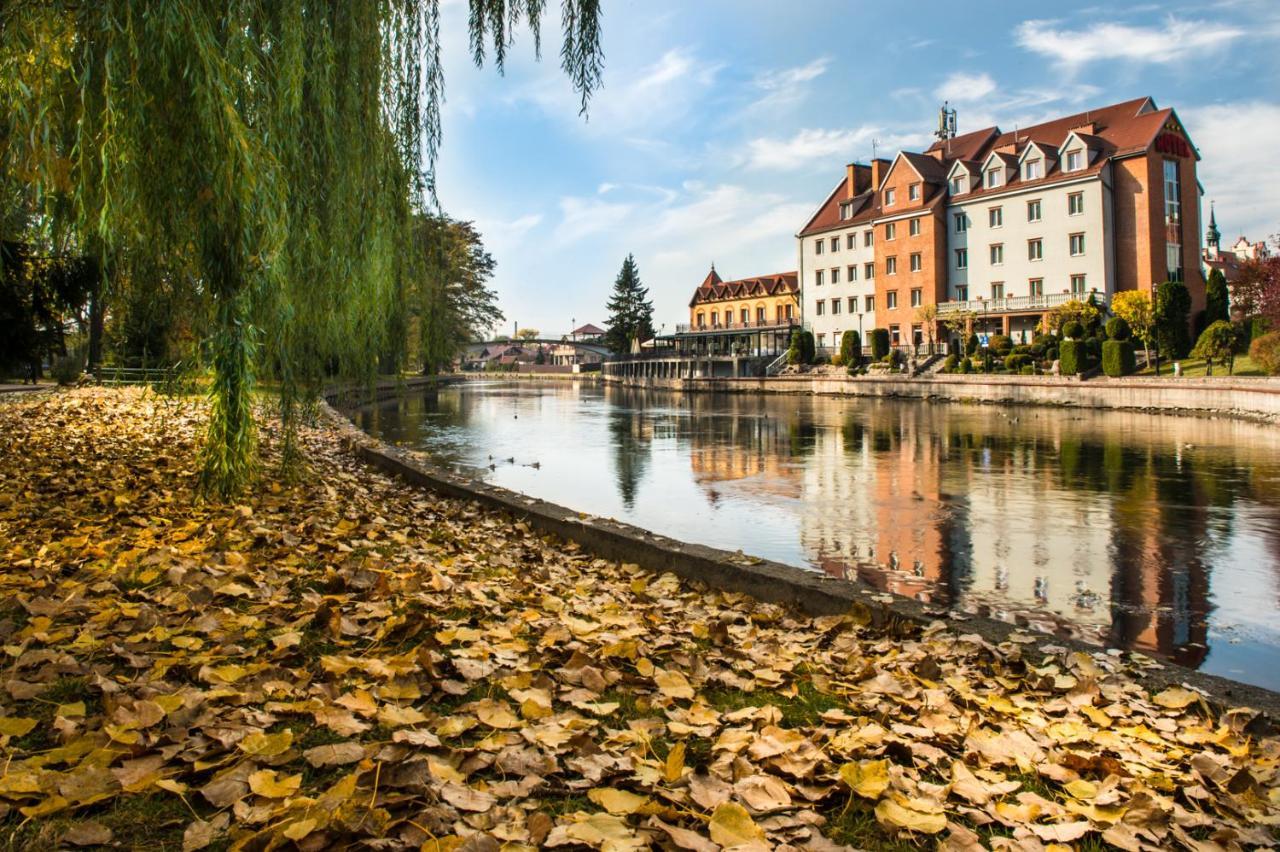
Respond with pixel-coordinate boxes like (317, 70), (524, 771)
(356, 380), (1280, 690)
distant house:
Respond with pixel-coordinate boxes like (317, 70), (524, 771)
(1201, 204), (1273, 285)
(568, 323), (605, 342)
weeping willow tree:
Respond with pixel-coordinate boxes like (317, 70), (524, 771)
(0, 0), (604, 496)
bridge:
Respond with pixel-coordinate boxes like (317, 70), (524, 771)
(466, 338), (613, 357)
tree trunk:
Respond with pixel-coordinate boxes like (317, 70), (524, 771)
(87, 279), (105, 372)
(199, 261), (257, 498)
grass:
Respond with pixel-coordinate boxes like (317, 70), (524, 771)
(0, 793), (204, 852)
(702, 679), (845, 728)
(1135, 354), (1269, 377)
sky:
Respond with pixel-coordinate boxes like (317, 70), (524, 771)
(432, 0), (1280, 337)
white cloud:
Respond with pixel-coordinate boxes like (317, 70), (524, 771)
(754, 57), (830, 92)
(1183, 101), (1280, 242)
(1015, 16), (1245, 68)
(935, 72), (997, 103)
(552, 196), (635, 244)
(742, 126), (932, 172)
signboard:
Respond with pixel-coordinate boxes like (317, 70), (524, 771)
(1154, 132), (1193, 158)
(978, 333), (990, 348)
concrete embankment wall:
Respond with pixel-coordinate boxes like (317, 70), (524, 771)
(604, 373), (1280, 422)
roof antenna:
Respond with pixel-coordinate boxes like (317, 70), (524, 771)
(871, 138), (880, 161)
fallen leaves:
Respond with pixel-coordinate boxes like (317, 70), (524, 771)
(0, 387), (1277, 851)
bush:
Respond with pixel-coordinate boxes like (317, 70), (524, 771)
(1101, 339), (1135, 377)
(1105, 317), (1131, 340)
(1046, 345), (1059, 363)
(1004, 353), (1032, 371)
(1062, 321), (1084, 340)
(1084, 337), (1101, 363)
(840, 330), (861, 369)
(1250, 332), (1280, 375)
(990, 334), (1013, 355)
(1191, 320), (1238, 363)
(1060, 339), (1084, 375)
(1020, 365), (1035, 375)
(943, 354), (959, 373)
(51, 354), (82, 386)
(869, 328), (890, 361)
(787, 329), (816, 365)
(883, 349), (904, 367)
(960, 357), (973, 374)
(830, 353), (843, 368)
(1154, 280), (1192, 358)
(965, 333), (979, 356)
(982, 351), (994, 373)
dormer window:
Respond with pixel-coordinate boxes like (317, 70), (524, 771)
(908, 183), (921, 201)
(884, 187), (896, 206)
(839, 202), (853, 220)
(1066, 150), (1083, 171)
(1023, 159), (1042, 181)
(949, 176), (965, 195)
(986, 168), (1002, 189)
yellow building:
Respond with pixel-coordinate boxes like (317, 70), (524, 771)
(688, 267), (799, 330)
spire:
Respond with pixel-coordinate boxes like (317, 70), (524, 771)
(1206, 200), (1221, 252)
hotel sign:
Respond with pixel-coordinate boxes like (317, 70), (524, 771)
(1154, 132), (1192, 158)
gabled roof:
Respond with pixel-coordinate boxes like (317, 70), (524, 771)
(1017, 141), (1055, 164)
(571, 323), (606, 336)
(689, 271), (800, 307)
(885, 150), (949, 187)
(981, 150), (1018, 172)
(797, 181), (881, 237)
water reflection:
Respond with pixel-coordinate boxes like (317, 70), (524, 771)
(355, 380), (1280, 689)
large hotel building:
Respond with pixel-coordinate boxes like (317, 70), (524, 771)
(797, 97), (1205, 353)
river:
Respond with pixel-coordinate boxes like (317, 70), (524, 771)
(354, 379), (1280, 690)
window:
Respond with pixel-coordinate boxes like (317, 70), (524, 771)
(1028, 239), (1043, 261)
(830, 236), (840, 252)
(864, 230), (874, 247)
(740, 308), (749, 325)
(847, 233), (857, 250)
(911, 288), (922, 307)
(847, 265), (857, 281)
(910, 253), (922, 272)
(815, 269), (824, 286)
(986, 168), (1002, 188)
(815, 300), (825, 316)
(955, 212), (968, 233)
(831, 298), (841, 315)
(840, 202), (853, 220)
(1163, 160), (1181, 225)
(955, 248), (968, 269)
(696, 312), (704, 328)
(847, 297), (857, 313)
(1069, 233), (1085, 256)
(1066, 149), (1083, 171)
(817, 333), (826, 347)
(950, 176), (965, 195)
(785, 303), (794, 320)
(909, 183), (921, 201)
(886, 256), (898, 275)
(912, 325), (923, 346)
(887, 291), (898, 309)
(1023, 159), (1042, 181)
(756, 306), (766, 324)
(909, 218), (921, 236)
(990, 243), (1004, 266)
(1068, 192), (1084, 216)
(1027, 199), (1041, 222)
(885, 222), (897, 240)
(815, 239), (824, 255)
(989, 207), (1003, 228)
(956, 285), (968, 301)
(991, 282), (1005, 300)
(865, 295), (875, 312)
(865, 262), (875, 279)
(890, 325), (901, 345)
(831, 266), (840, 284)
(1071, 274), (1086, 295)
(1167, 242), (1183, 282)
(885, 187), (896, 206)
(1029, 278), (1043, 297)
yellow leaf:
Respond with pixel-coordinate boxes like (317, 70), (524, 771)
(1152, 687), (1199, 710)
(0, 716), (38, 737)
(708, 802), (766, 848)
(839, 759), (890, 799)
(636, 658), (655, 677)
(283, 818), (317, 841)
(19, 794), (68, 819)
(874, 795), (946, 834)
(155, 778), (189, 795)
(474, 700), (521, 729)
(654, 669), (695, 701)
(248, 770), (301, 799)
(238, 729), (293, 758)
(104, 723), (140, 744)
(56, 702), (86, 718)
(664, 741), (686, 783)
(588, 787), (650, 815)
(1065, 779), (1097, 800)
(377, 704), (428, 727)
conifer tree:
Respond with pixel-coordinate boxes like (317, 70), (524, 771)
(604, 254), (655, 355)
(1205, 268), (1230, 325)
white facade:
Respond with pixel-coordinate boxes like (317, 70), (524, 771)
(797, 223), (877, 354)
(947, 171), (1115, 340)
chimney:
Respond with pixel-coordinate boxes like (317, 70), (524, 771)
(846, 163), (873, 197)
(870, 158), (891, 193)
(846, 163), (857, 200)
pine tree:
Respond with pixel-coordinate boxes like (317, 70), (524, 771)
(1205, 268), (1230, 325)
(604, 254), (654, 355)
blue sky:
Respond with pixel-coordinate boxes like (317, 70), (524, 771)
(433, 0), (1280, 336)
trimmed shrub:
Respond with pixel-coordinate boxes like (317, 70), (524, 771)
(1249, 332), (1280, 376)
(883, 348), (904, 367)
(869, 328), (890, 361)
(831, 353), (843, 368)
(960, 357), (973, 374)
(1020, 365), (1035, 375)
(1004, 353), (1032, 371)
(1192, 320), (1238, 364)
(1060, 339), (1084, 375)
(1062, 320), (1084, 340)
(787, 329), (816, 365)
(1105, 316), (1131, 340)
(1101, 339), (1136, 377)
(943, 354), (959, 373)
(990, 334), (1013, 355)
(840, 330), (861, 369)
(51, 355), (82, 386)
(1046, 345), (1059, 363)
(1154, 280), (1192, 358)
(965, 333), (979, 356)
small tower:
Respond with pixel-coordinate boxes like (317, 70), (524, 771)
(1205, 201), (1221, 259)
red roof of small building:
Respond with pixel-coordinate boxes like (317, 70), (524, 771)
(571, 323), (605, 336)
(689, 270), (799, 308)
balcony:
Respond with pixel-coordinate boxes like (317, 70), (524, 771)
(936, 290), (1106, 317)
(675, 317), (800, 335)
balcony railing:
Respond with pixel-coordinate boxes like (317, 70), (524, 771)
(676, 317), (801, 334)
(937, 290), (1106, 316)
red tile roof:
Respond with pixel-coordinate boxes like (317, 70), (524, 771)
(571, 323), (605, 336)
(689, 270), (799, 308)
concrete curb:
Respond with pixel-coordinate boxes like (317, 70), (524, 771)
(323, 400), (1280, 727)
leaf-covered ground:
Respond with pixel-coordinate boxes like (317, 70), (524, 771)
(0, 388), (1277, 851)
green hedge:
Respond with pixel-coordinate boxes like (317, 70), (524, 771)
(1101, 339), (1135, 377)
(840, 330), (861, 368)
(869, 328), (890, 361)
(960, 357), (973, 374)
(1060, 339), (1084, 375)
(1004, 353), (1032, 371)
(943, 354), (958, 373)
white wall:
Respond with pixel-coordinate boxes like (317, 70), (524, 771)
(798, 225), (877, 353)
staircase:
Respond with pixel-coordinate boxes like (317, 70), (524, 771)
(765, 351), (790, 377)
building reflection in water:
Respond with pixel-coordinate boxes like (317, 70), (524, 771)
(359, 381), (1280, 685)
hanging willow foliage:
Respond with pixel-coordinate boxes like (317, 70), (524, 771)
(0, 0), (604, 497)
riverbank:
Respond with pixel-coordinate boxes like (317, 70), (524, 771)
(2, 388), (1277, 850)
(603, 371), (1280, 422)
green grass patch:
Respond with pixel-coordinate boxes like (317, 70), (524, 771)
(1135, 354), (1267, 377)
(0, 793), (202, 852)
(702, 679), (844, 728)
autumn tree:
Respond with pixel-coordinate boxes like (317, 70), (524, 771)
(1233, 256), (1280, 330)
(1, 1), (604, 496)
(1110, 290), (1156, 366)
(604, 254), (655, 356)
(516, 328), (542, 341)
